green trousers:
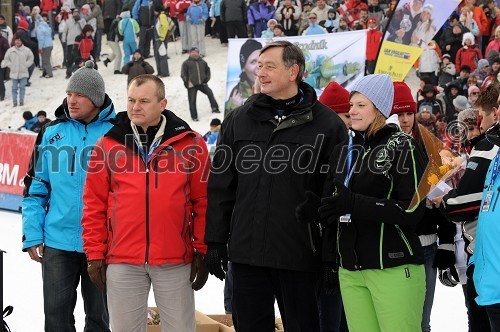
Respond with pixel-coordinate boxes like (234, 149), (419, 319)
(339, 264), (425, 332)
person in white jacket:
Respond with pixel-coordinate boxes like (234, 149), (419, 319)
(1, 37), (34, 107)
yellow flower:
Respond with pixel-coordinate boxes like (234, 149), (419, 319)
(428, 174), (439, 185)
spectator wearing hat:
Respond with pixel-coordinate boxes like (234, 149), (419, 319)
(273, 24), (286, 36)
(72, 24), (95, 72)
(181, 46), (220, 121)
(471, 58), (491, 85)
(122, 49), (154, 84)
(440, 13), (469, 63)
(319, 74), (427, 331)
(442, 81), (461, 120)
(485, 25), (500, 58)
(22, 60), (115, 332)
(366, 17), (382, 75)
(416, 104), (437, 135)
(30, 110), (52, 133)
(275, 0), (300, 36)
(302, 12), (327, 36)
(186, 0), (208, 57)
(319, 9), (339, 33)
(118, 10), (139, 66)
(416, 40), (441, 86)
(481, 56), (500, 90)
(468, 85), (481, 105)
(18, 110), (37, 130)
(203, 118), (221, 144)
(1, 36), (33, 106)
(261, 18), (277, 38)
(450, 95), (472, 123)
(225, 39), (262, 114)
(298, 1), (313, 35)
(417, 84), (444, 116)
(332, 17), (351, 33)
(455, 32), (483, 73)
(61, 8), (86, 79)
(438, 54), (457, 87)
(319, 81), (351, 128)
(12, 17), (37, 86)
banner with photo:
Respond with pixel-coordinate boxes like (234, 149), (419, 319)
(375, 0), (461, 81)
(225, 30), (367, 113)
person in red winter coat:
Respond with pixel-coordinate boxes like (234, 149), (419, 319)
(365, 17), (382, 75)
(455, 32), (483, 72)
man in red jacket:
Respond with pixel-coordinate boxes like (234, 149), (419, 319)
(365, 17), (382, 75)
(82, 74), (210, 332)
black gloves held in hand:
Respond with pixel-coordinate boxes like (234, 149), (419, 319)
(87, 259), (106, 290)
(438, 266), (459, 287)
(432, 247), (455, 270)
(205, 243), (228, 281)
(295, 191), (321, 224)
(190, 252), (208, 291)
(319, 179), (355, 223)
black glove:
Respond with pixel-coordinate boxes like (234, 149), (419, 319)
(190, 252), (208, 291)
(438, 266), (459, 287)
(206, 243), (228, 281)
(87, 259), (106, 290)
(318, 179), (355, 222)
(432, 246), (455, 269)
(295, 191), (321, 224)
(322, 262), (340, 295)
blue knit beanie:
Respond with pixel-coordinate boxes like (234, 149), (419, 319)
(349, 74), (394, 118)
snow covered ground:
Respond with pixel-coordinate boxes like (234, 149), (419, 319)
(0, 35), (468, 330)
(1, 210), (468, 331)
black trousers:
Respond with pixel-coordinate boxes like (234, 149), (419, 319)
(486, 304), (500, 332)
(225, 21), (247, 39)
(467, 265), (491, 332)
(187, 84), (219, 120)
(139, 26), (154, 58)
(231, 263), (320, 332)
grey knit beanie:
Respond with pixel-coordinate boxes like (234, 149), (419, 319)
(66, 60), (105, 107)
(349, 74), (394, 118)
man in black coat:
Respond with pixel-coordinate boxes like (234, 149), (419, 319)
(204, 40), (347, 332)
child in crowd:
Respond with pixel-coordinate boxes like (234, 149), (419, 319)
(438, 54), (456, 87)
(203, 118), (221, 144)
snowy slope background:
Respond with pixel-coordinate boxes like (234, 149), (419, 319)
(0, 36), (468, 330)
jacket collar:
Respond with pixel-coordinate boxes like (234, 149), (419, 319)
(105, 110), (194, 150)
(247, 81), (318, 122)
(60, 94), (116, 125)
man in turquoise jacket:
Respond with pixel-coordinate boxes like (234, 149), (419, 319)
(22, 60), (115, 332)
(472, 102), (500, 331)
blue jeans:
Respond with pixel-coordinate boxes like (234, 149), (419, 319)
(422, 243), (438, 332)
(12, 77), (26, 105)
(42, 246), (110, 332)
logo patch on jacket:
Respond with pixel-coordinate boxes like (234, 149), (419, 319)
(466, 161), (478, 170)
(388, 252), (404, 259)
(48, 132), (65, 144)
